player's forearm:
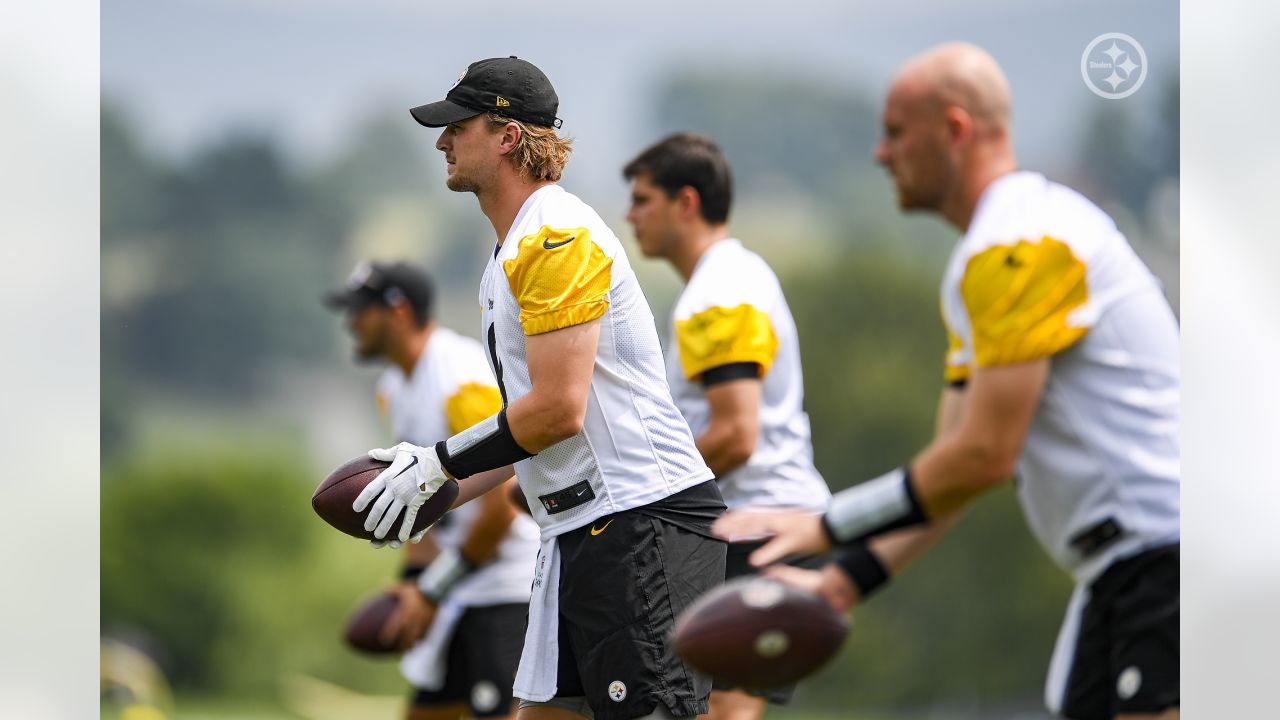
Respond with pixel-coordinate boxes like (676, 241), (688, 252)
(822, 436), (1007, 546)
(458, 479), (520, 565)
(513, 319), (600, 452)
(451, 465), (517, 509)
(867, 513), (961, 576)
(506, 390), (586, 452)
(695, 420), (756, 478)
(910, 432), (1015, 519)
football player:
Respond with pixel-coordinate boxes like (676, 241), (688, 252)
(623, 133), (831, 720)
(352, 57), (728, 720)
(714, 43), (1180, 720)
(327, 261), (539, 720)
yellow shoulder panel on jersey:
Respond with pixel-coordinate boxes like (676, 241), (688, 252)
(445, 382), (503, 435)
(943, 327), (971, 384)
(960, 235), (1088, 367)
(375, 391), (393, 434)
(503, 225), (612, 336)
(675, 303), (778, 380)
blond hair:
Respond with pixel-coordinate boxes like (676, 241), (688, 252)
(487, 113), (573, 182)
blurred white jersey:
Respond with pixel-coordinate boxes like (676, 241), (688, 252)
(666, 239), (830, 512)
(376, 326), (538, 607)
(940, 171), (1180, 583)
(479, 185), (713, 539)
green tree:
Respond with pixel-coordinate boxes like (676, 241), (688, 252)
(101, 445), (407, 695)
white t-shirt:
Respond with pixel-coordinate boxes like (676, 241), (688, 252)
(940, 171), (1180, 583)
(666, 238), (830, 512)
(376, 326), (538, 606)
(478, 184), (714, 540)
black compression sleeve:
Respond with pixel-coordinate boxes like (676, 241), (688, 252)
(435, 408), (534, 480)
(701, 362), (763, 387)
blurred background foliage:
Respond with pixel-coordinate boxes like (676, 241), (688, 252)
(102, 67), (1178, 719)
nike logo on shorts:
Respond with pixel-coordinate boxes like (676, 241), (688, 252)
(590, 519), (614, 536)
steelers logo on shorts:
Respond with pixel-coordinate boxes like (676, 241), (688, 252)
(1117, 666), (1142, 700)
(471, 680), (500, 713)
(608, 680), (627, 702)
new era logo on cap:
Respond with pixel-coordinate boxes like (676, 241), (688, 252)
(410, 56), (562, 129)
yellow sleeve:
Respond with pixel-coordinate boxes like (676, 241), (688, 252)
(444, 382), (504, 435)
(960, 235), (1089, 367)
(675, 304), (778, 381)
(943, 327), (970, 384)
(374, 391), (394, 435)
(503, 225), (612, 336)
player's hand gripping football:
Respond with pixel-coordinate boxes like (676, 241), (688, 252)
(762, 564), (861, 614)
(712, 509), (832, 567)
(380, 581), (438, 650)
(354, 442), (451, 546)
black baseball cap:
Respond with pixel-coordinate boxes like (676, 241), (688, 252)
(410, 56), (562, 129)
(324, 261), (433, 318)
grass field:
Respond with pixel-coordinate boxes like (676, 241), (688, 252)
(103, 695), (898, 720)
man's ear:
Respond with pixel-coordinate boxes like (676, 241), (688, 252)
(675, 186), (702, 221)
(944, 105), (975, 146)
(496, 121), (522, 156)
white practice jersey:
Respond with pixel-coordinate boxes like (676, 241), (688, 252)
(376, 326), (538, 607)
(666, 239), (830, 512)
(478, 185), (714, 539)
(940, 171), (1180, 583)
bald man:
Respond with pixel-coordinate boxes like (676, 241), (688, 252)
(714, 43), (1180, 720)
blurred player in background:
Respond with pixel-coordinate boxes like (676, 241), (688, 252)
(714, 43), (1180, 720)
(623, 133), (831, 720)
(327, 260), (539, 720)
(352, 56), (727, 720)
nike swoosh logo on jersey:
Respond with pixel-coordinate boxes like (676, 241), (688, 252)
(590, 519), (614, 536)
(543, 236), (576, 250)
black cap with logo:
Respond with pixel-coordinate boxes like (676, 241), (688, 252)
(324, 261), (433, 319)
(410, 56), (561, 129)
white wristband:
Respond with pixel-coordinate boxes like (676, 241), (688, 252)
(417, 547), (475, 602)
(822, 467), (927, 543)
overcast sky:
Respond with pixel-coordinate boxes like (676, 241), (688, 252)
(103, 0), (1178, 191)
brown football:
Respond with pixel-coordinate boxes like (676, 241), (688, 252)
(343, 591), (400, 655)
(673, 576), (849, 688)
(311, 455), (459, 541)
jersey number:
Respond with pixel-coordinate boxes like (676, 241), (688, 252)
(487, 323), (509, 406)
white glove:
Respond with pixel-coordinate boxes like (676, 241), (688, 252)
(354, 442), (451, 544)
(371, 528), (428, 550)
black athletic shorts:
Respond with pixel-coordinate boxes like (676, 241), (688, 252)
(411, 602), (527, 717)
(1058, 543), (1179, 720)
(713, 540), (829, 704)
(551, 480), (727, 720)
